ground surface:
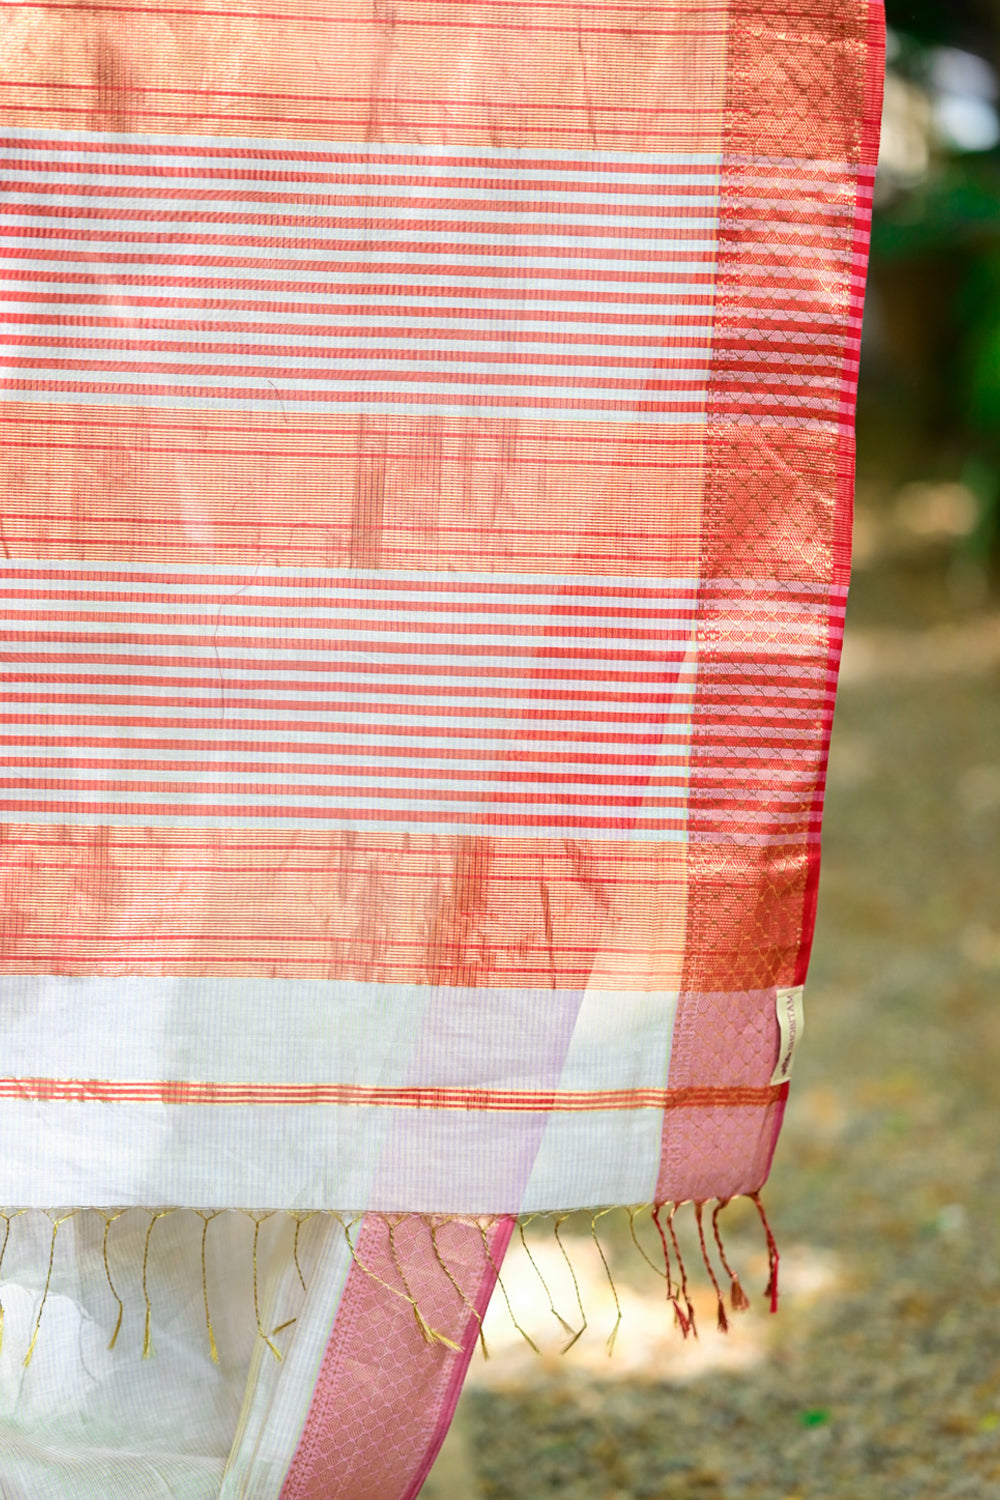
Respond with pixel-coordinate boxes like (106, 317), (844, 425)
(423, 517), (1000, 1500)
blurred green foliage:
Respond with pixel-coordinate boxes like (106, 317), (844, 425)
(885, 0), (999, 57)
(865, 3), (1000, 577)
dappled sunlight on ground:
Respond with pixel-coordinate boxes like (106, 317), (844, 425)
(426, 537), (1000, 1497)
(466, 1230), (840, 1389)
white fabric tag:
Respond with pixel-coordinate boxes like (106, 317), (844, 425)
(770, 986), (805, 1085)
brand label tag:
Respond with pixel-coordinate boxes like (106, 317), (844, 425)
(770, 985), (805, 1085)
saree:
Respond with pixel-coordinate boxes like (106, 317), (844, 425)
(0, 0), (884, 1493)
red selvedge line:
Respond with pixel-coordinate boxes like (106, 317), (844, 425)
(0, 1078), (785, 1111)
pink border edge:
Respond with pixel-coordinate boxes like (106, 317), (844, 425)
(399, 1215), (517, 1500)
(794, 1), (886, 989)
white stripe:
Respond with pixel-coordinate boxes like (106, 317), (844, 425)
(0, 767), (692, 795)
(0, 597), (701, 621)
(6, 330), (716, 358)
(0, 560), (707, 586)
(1, 286), (846, 330)
(1, 284), (721, 317)
(0, 563), (825, 601)
(0, 698), (695, 726)
(0, 216), (725, 250)
(1, 254), (718, 288)
(0, 974), (661, 1085)
(0, 169), (721, 204)
(11, 360), (838, 392)
(2, 662), (697, 689)
(2, 345), (713, 379)
(0, 974), (679, 1214)
(4, 681), (700, 707)
(9, 754), (801, 786)
(2, 265), (827, 302)
(4, 746), (693, 775)
(0, 158), (723, 186)
(0, 375), (708, 401)
(0, 787), (688, 816)
(0, 128), (725, 165)
(0, 617), (696, 645)
(7, 205), (851, 253)
(0, 391), (714, 421)
(0, 583), (689, 615)
(1, 192), (720, 228)
(0, 635), (696, 660)
(0, 239), (720, 275)
(0, 590), (700, 618)
(2, 688), (695, 718)
(0, 811), (690, 838)
(6, 307), (717, 335)
(1, 129), (864, 180)
(0, 723), (697, 753)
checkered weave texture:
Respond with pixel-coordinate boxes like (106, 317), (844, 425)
(0, 1), (884, 1493)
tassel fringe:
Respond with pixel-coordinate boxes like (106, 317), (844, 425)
(0, 1196), (779, 1366)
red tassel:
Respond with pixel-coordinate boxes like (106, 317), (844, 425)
(750, 1191), (780, 1313)
(712, 1199), (751, 1314)
(730, 1276), (751, 1313)
(694, 1202), (728, 1334)
(666, 1205), (697, 1339)
(652, 1203), (692, 1339)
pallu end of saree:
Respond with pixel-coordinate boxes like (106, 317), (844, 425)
(0, 0), (885, 1487)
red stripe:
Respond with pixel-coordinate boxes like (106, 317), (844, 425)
(0, 1076), (785, 1110)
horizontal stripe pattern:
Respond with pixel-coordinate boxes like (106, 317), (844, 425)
(0, 130), (863, 426)
(2, 131), (720, 421)
(0, 561), (698, 836)
(0, 561), (837, 841)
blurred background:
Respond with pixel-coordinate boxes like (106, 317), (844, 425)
(425, 3), (1000, 1496)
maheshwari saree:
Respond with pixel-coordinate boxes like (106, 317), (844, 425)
(0, 1), (884, 1494)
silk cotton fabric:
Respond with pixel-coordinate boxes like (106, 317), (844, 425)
(0, 1), (884, 1493)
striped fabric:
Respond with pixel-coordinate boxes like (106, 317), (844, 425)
(0, 2), (884, 1496)
(3, 133), (860, 426)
